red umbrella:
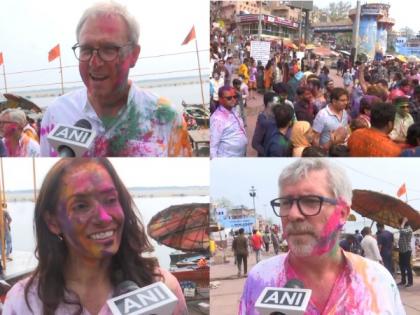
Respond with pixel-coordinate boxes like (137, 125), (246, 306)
(351, 189), (420, 230)
(147, 203), (209, 252)
(313, 47), (338, 57)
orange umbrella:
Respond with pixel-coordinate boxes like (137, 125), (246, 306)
(351, 189), (420, 229)
(147, 203), (209, 252)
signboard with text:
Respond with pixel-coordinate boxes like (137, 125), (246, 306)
(219, 217), (256, 233)
(251, 41), (271, 67)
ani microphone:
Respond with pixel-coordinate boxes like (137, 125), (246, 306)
(255, 279), (312, 315)
(47, 119), (96, 157)
(106, 281), (178, 315)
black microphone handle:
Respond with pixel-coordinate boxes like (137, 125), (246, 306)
(74, 119), (92, 130)
(58, 145), (75, 157)
(270, 312), (286, 315)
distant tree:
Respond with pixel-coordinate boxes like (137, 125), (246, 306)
(310, 1), (351, 23)
(328, 1), (351, 22)
(214, 197), (234, 209)
(399, 27), (415, 39)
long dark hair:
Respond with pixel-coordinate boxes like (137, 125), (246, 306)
(25, 158), (160, 315)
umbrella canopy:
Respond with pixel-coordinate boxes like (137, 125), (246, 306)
(1, 93), (42, 113)
(351, 189), (420, 230)
(305, 44), (316, 50)
(395, 55), (408, 63)
(313, 47), (338, 57)
(147, 203), (209, 252)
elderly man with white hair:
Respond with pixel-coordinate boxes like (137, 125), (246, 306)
(40, 1), (191, 157)
(0, 108), (40, 157)
(239, 158), (405, 315)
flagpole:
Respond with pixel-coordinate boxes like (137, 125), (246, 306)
(59, 54), (64, 95)
(2, 63), (7, 93)
(194, 39), (205, 109)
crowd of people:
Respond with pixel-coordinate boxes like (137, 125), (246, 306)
(340, 219), (419, 288)
(231, 225), (282, 277)
(210, 29), (420, 158)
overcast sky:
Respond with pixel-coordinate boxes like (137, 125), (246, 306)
(1, 158), (209, 191)
(0, 0), (209, 92)
(211, 158), (420, 231)
(313, 0), (418, 32)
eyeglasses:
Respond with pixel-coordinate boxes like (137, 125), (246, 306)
(72, 43), (133, 62)
(270, 195), (337, 217)
(223, 95), (237, 101)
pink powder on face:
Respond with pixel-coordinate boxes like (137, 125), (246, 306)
(311, 199), (347, 256)
(91, 14), (124, 37)
(114, 59), (132, 90)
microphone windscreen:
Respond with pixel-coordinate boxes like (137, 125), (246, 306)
(113, 280), (139, 297)
(74, 119), (92, 129)
(284, 279), (304, 289)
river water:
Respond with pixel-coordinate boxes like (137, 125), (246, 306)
(8, 195), (208, 269)
(10, 76), (209, 110)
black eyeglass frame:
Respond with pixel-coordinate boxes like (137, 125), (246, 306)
(71, 42), (133, 62)
(270, 195), (337, 218)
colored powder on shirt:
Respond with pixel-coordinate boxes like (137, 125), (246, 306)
(156, 97), (176, 124)
(108, 105), (142, 155)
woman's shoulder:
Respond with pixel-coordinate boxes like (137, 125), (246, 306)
(155, 267), (180, 293)
(3, 277), (40, 314)
(154, 267), (188, 315)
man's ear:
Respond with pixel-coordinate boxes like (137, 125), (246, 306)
(130, 44), (141, 68)
(44, 213), (61, 236)
(340, 204), (351, 225)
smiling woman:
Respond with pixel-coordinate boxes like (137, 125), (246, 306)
(2, 158), (187, 315)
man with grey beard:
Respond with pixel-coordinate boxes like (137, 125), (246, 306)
(239, 159), (405, 315)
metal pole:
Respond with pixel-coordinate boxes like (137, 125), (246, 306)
(194, 39), (206, 109)
(304, 10), (310, 44)
(249, 186), (256, 211)
(352, 0), (361, 64)
(298, 3), (302, 43)
(2, 63), (7, 93)
(258, 1), (262, 40)
(59, 54), (64, 95)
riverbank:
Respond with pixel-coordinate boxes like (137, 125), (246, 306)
(5, 186), (209, 202)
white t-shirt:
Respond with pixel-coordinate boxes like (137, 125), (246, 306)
(361, 234), (382, 262)
(40, 85), (191, 157)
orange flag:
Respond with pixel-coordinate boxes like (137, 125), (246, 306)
(48, 44), (60, 62)
(397, 183), (406, 197)
(181, 26), (196, 45)
(0, 52), (3, 66)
